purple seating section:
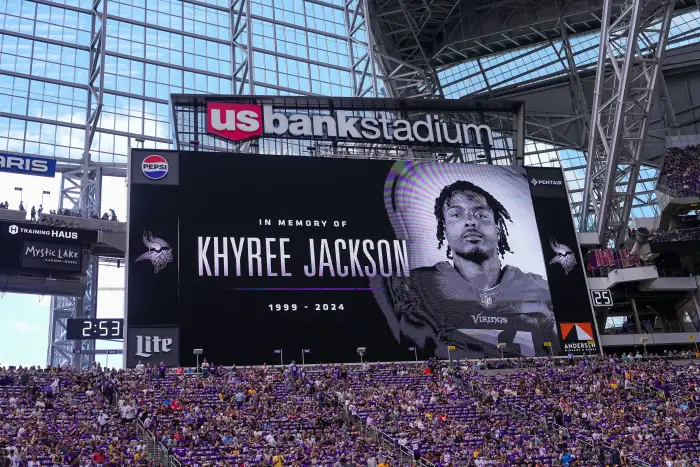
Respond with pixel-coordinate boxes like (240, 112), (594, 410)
(0, 370), (141, 465)
(658, 146), (700, 199)
(0, 357), (699, 466)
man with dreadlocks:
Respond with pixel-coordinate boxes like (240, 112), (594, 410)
(378, 179), (559, 359)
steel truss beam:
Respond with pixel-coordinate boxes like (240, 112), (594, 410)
(344, 0), (380, 97)
(580, 0), (674, 245)
(47, 258), (99, 369)
(557, 23), (591, 151)
(47, 0), (107, 370)
(230, 0), (254, 94)
(368, 0), (444, 98)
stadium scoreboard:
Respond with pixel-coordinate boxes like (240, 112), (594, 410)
(125, 96), (600, 366)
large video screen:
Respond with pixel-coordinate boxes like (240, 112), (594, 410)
(127, 151), (597, 365)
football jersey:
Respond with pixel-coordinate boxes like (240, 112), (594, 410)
(376, 262), (559, 358)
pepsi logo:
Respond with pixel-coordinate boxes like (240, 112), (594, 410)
(142, 155), (169, 180)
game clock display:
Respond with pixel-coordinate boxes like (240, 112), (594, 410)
(66, 319), (124, 339)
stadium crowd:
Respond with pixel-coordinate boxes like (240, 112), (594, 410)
(649, 227), (700, 243)
(0, 200), (120, 225)
(657, 145), (700, 199)
(0, 355), (699, 466)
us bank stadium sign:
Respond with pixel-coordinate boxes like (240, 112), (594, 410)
(171, 96), (525, 155)
(206, 102), (495, 147)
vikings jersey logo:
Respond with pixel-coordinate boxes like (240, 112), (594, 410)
(549, 238), (577, 275)
(136, 231), (174, 274)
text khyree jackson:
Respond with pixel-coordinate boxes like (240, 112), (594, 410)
(197, 237), (410, 278)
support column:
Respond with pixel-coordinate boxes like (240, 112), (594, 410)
(47, 0), (106, 370)
(230, 0), (254, 94)
(48, 171), (103, 370)
(343, 0), (380, 97)
(558, 22), (590, 150)
(658, 73), (680, 136)
(630, 297), (643, 334)
(579, 0), (675, 244)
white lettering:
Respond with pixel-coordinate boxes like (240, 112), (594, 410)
(263, 106), (289, 135)
(213, 236), (228, 276)
(247, 238), (262, 276)
(31, 160), (49, 173)
(413, 117), (433, 143)
(336, 110), (361, 138)
(288, 114), (312, 136)
(312, 114), (337, 137)
(392, 120), (414, 142)
(360, 118), (381, 139)
(198, 237), (211, 276)
(236, 109), (260, 132)
(135, 335), (173, 358)
(210, 109), (235, 131)
(249, 105), (495, 146)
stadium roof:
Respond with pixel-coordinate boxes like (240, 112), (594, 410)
(370, 0), (695, 66)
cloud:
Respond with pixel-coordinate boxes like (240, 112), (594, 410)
(13, 321), (39, 332)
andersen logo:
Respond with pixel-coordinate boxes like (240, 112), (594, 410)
(207, 102), (494, 146)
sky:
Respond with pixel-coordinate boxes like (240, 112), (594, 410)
(0, 171), (127, 368)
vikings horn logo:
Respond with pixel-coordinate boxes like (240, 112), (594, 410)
(136, 231), (174, 274)
(549, 238), (577, 275)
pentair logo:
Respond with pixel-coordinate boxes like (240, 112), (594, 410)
(207, 103), (263, 142)
(8, 224), (18, 235)
(141, 155), (169, 180)
(531, 178), (562, 186)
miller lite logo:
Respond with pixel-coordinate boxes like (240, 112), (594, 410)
(135, 335), (172, 358)
(207, 103), (263, 141)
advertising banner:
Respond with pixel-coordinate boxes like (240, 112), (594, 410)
(526, 167), (600, 355)
(0, 153), (56, 177)
(126, 326), (180, 368)
(21, 241), (81, 271)
(0, 220), (95, 271)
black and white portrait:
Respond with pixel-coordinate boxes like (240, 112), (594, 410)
(373, 161), (560, 358)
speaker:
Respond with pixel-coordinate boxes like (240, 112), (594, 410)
(630, 227), (658, 261)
